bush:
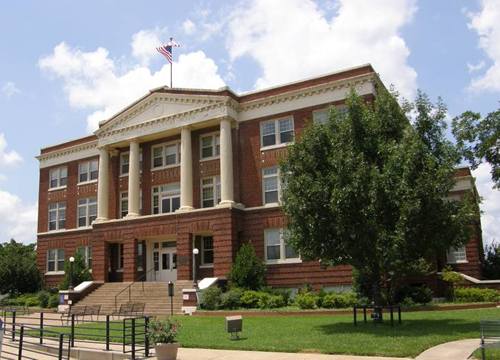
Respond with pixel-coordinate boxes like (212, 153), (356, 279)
(396, 285), (433, 305)
(266, 288), (291, 306)
(322, 292), (357, 308)
(37, 290), (50, 308)
(454, 287), (500, 303)
(48, 294), (60, 308)
(59, 252), (92, 290)
(220, 288), (243, 309)
(229, 244), (266, 290)
(295, 293), (318, 309)
(240, 290), (263, 308)
(200, 286), (222, 310)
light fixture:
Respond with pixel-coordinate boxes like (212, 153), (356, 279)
(69, 256), (75, 263)
(193, 248), (199, 255)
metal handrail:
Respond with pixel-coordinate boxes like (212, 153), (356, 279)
(114, 266), (157, 311)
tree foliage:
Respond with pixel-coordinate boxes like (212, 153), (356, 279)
(452, 108), (500, 188)
(281, 89), (474, 304)
(0, 239), (42, 294)
(229, 243), (266, 290)
(59, 251), (92, 290)
(482, 241), (500, 280)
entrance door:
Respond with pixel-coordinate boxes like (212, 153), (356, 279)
(152, 241), (177, 282)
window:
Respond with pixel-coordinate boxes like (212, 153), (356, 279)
(151, 142), (181, 169)
(77, 246), (92, 268)
(200, 236), (214, 265)
(200, 133), (220, 159)
(260, 117), (294, 148)
(201, 176), (221, 208)
(120, 151), (143, 175)
(47, 249), (65, 272)
(262, 167), (281, 204)
(447, 246), (467, 263)
(152, 183), (180, 214)
(264, 228), (300, 264)
(120, 191), (143, 218)
(77, 197), (97, 227)
(313, 109), (329, 124)
(49, 167), (67, 189)
(78, 159), (98, 183)
(48, 202), (66, 231)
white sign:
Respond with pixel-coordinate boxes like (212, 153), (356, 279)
(183, 294), (190, 300)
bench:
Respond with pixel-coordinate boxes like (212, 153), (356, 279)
(60, 305), (87, 325)
(84, 304), (101, 321)
(480, 320), (500, 359)
(111, 302), (145, 319)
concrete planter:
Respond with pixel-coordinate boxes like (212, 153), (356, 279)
(155, 343), (179, 360)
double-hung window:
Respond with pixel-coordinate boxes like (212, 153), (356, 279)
(49, 167), (68, 189)
(200, 235), (214, 266)
(152, 183), (180, 214)
(264, 228), (300, 264)
(260, 117), (294, 148)
(152, 142), (181, 169)
(120, 151), (143, 175)
(48, 202), (66, 231)
(47, 249), (65, 272)
(77, 246), (92, 268)
(447, 246), (467, 263)
(201, 176), (221, 208)
(262, 166), (280, 204)
(120, 191), (142, 218)
(78, 159), (98, 183)
(77, 197), (97, 227)
(200, 133), (220, 159)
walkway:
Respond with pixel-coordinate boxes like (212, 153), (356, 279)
(415, 338), (479, 360)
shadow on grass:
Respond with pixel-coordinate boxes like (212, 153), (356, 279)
(316, 318), (479, 337)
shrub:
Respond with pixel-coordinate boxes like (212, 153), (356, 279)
(200, 286), (222, 310)
(240, 290), (262, 308)
(48, 294), (60, 308)
(454, 287), (500, 303)
(322, 292), (357, 308)
(266, 288), (291, 306)
(295, 293), (318, 309)
(148, 318), (180, 344)
(395, 285), (433, 305)
(267, 294), (286, 308)
(59, 252), (92, 290)
(229, 244), (266, 290)
(37, 290), (50, 308)
(220, 288), (243, 309)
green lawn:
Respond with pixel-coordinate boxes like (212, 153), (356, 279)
(39, 308), (500, 358)
(472, 348), (500, 360)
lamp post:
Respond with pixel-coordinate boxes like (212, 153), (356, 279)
(69, 256), (75, 291)
(192, 248), (199, 286)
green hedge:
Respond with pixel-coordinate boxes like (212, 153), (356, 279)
(454, 287), (500, 303)
(3, 290), (60, 308)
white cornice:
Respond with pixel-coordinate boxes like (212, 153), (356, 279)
(37, 140), (98, 169)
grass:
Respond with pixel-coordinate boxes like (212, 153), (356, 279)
(472, 348), (500, 360)
(38, 308), (500, 358)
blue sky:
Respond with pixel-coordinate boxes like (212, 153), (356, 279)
(0, 0), (498, 245)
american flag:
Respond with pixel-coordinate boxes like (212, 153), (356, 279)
(156, 38), (180, 64)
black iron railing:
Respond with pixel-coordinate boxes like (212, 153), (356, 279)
(114, 266), (157, 311)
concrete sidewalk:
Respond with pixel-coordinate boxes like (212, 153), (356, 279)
(414, 338), (479, 360)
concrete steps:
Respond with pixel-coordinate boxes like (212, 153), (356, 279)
(76, 280), (194, 316)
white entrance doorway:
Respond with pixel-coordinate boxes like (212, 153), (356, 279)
(152, 241), (177, 282)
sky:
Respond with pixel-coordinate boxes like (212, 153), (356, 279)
(0, 0), (498, 246)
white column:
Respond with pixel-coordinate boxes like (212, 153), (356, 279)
(95, 147), (109, 222)
(127, 139), (140, 217)
(179, 126), (193, 211)
(219, 117), (235, 206)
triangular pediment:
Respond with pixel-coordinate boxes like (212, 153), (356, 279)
(96, 90), (229, 136)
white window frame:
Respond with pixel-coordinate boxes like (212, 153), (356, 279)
(120, 151), (143, 176)
(48, 202), (66, 231)
(200, 132), (220, 160)
(117, 243), (124, 271)
(447, 246), (468, 264)
(77, 246), (92, 269)
(120, 191), (143, 218)
(260, 116), (294, 149)
(264, 228), (301, 265)
(262, 166), (281, 205)
(200, 235), (214, 267)
(49, 166), (68, 190)
(152, 183), (180, 214)
(151, 141), (181, 170)
(313, 108), (329, 125)
(47, 248), (65, 273)
(201, 176), (221, 208)
(77, 197), (97, 228)
(78, 159), (99, 184)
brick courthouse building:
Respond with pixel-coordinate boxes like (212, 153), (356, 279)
(36, 64), (484, 290)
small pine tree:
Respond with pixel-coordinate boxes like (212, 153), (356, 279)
(229, 243), (266, 290)
(59, 252), (92, 290)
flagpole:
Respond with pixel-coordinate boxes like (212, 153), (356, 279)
(170, 37), (173, 88)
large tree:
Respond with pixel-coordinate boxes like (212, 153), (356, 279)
(0, 239), (42, 294)
(452, 108), (500, 188)
(281, 89), (474, 304)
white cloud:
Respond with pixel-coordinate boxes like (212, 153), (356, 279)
(226, 0), (418, 98)
(131, 27), (168, 66)
(0, 190), (37, 244)
(467, 60), (485, 73)
(39, 30), (225, 132)
(473, 163), (500, 247)
(0, 133), (22, 166)
(467, 0), (500, 92)
(182, 19), (197, 35)
(1, 81), (21, 98)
